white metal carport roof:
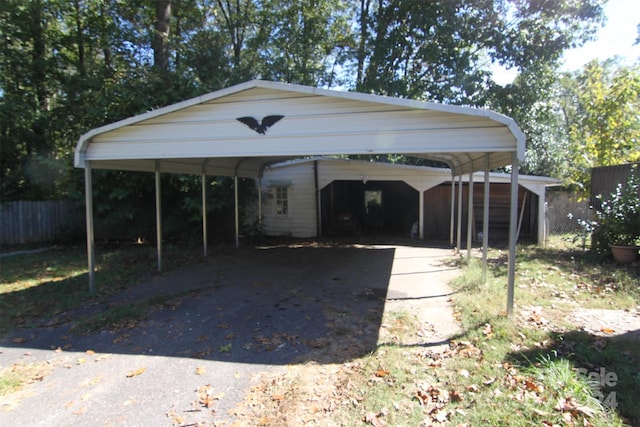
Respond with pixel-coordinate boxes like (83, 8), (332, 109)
(75, 80), (524, 176)
(75, 80), (525, 314)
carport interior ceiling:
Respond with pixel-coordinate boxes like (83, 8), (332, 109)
(75, 80), (525, 177)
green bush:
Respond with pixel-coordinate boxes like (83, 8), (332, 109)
(591, 165), (640, 255)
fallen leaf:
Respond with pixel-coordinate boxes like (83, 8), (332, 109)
(12, 337), (26, 344)
(195, 366), (206, 375)
(524, 379), (544, 394)
(195, 384), (224, 408)
(375, 369), (390, 378)
(166, 407), (185, 425)
(555, 397), (596, 418)
(219, 343), (232, 353)
(126, 367), (146, 378)
(600, 327), (615, 334)
(364, 411), (388, 427)
(85, 349), (95, 355)
(450, 389), (464, 402)
(483, 377), (496, 386)
(271, 394), (286, 401)
(256, 416), (272, 426)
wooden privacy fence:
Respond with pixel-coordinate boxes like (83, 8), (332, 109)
(0, 200), (78, 245)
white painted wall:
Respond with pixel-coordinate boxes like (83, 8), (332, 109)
(262, 161), (317, 237)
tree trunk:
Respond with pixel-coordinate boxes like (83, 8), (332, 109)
(153, 0), (171, 71)
(356, 0), (371, 89)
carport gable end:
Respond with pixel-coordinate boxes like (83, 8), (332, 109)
(74, 80), (524, 178)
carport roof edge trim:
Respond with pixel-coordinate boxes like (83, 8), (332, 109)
(74, 79), (526, 173)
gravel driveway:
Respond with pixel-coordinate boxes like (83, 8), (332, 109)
(0, 241), (460, 426)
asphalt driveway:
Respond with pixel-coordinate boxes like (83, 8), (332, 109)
(0, 241), (460, 426)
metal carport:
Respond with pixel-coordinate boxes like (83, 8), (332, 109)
(75, 80), (525, 314)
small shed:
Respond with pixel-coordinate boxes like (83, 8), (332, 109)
(259, 158), (559, 244)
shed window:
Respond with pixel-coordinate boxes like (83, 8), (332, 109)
(274, 187), (288, 216)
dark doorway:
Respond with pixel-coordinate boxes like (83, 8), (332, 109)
(321, 180), (419, 236)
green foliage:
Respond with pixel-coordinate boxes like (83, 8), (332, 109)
(0, 0), (611, 232)
(591, 166), (640, 253)
(561, 60), (640, 190)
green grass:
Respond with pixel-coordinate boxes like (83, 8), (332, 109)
(441, 236), (639, 426)
(0, 361), (52, 396)
(0, 243), (200, 336)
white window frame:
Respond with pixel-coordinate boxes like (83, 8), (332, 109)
(273, 186), (289, 217)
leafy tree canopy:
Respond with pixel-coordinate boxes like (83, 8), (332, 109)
(0, 0), (616, 238)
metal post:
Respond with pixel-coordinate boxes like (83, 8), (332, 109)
(466, 170), (474, 261)
(155, 162), (162, 271)
(456, 174), (463, 252)
(449, 173), (455, 246)
(507, 153), (519, 316)
(419, 190), (425, 239)
(482, 154), (490, 282)
(258, 178), (263, 227)
(202, 173), (208, 257)
(84, 162), (96, 293)
(234, 176), (239, 248)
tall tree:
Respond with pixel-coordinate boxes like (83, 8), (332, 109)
(353, 0), (604, 104)
(253, 0), (353, 86)
(561, 60), (640, 191)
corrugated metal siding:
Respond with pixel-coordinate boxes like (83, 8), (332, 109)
(85, 87), (516, 166)
(423, 183), (535, 242)
(0, 200), (77, 245)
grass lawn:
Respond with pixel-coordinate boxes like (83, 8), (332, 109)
(0, 242), (204, 336)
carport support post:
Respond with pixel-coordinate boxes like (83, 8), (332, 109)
(482, 154), (490, 282)
(234, 176), (239, 248)
(449, 173), (455, 246)
(257, 178), (262, 227)
(507, 153), (519, 316)
(84, 161), (96, 293)
(419, 191), (425, 239)
(456, 174), (463, 251)
(202, 171), (208, 258)
(466, 171), (474, 261)
(155, 162), (162, 272)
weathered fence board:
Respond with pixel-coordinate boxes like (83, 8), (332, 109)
(0, 200), (78, 245)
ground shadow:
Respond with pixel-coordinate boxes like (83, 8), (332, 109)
(1, 245), (396, 366)
(505, 328), (640, 426)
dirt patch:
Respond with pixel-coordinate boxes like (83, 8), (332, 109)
(570, 307), (640, 338)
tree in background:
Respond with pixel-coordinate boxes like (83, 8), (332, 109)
(352, 0), (604, 104)
(558, 60), (640, 193)
(0, 0), (615, 241)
